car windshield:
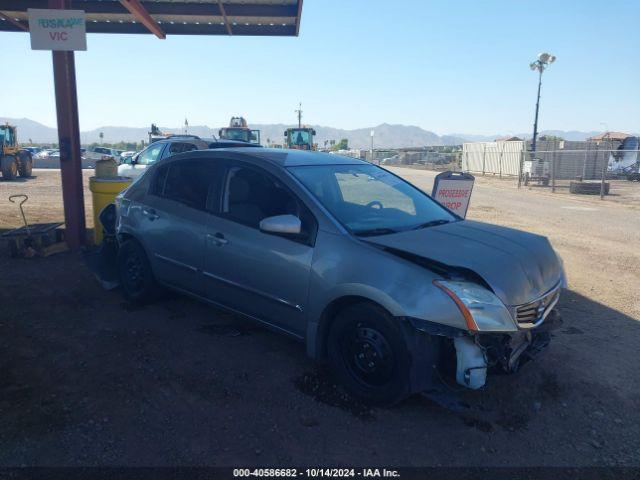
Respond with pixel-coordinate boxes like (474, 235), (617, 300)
(289, 164), (457, 235)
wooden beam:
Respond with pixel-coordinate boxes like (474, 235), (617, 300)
(295, 0), (303, 36)
(0, 11), (28, 31)
(119, 0), (165, 39)
(217, 0), (232, 35)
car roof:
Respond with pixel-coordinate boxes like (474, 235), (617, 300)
(158, 147), (368, 168)
(205, 138), (262, 148)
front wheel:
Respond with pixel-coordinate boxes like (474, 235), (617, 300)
(117, 239), (158, 304)
(327, 303), (411, 406)
(1, 156), (17, 180)
(18, 152), (33, 178)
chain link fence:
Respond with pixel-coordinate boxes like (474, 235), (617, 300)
(366, 149), (462, 171)
(517, 149), (640, 198)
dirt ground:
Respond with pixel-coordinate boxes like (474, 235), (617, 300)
(0, 168), (639, 467)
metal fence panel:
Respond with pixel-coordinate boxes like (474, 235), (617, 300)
(462, 141), (524, 176)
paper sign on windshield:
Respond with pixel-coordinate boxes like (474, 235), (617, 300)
(432, 171), (475, 218)
(28, 9), (87, 51)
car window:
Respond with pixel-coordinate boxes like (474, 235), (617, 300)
(168, 142), (198, 156)
(150, 164), (168, 196)
(159, 160), (220, 211)
(137, 143), (164, 165)
(221, 165), (316, 240)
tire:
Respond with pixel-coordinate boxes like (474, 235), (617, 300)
(117, 239), (158, 304)
(570, 181), (609, 195)
(1, 156), (18, 180)
(18, 152), (33, 178)
(327, 303), (411, 406)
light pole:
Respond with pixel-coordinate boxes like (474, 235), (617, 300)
(529, 52), (556, 152)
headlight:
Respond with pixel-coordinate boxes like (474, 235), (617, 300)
(434, 280), (517, 332)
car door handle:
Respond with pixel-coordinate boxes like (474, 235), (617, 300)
(142, 208), (159, 221)
(208, 232), (228, 246)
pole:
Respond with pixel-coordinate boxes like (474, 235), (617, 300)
(370, 134), (374, 164)
(481, 143), (487, 175)
(50, 0), (85, 249)
(531, 67), (543, 153)
(517, 149), (523, 188)
(600, 133), (610, 199)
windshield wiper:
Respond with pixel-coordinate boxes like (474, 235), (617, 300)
(411, 219), (451, 230)
(352, 227), (398, 237)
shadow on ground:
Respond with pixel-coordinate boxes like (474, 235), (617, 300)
(0, 253), (638, 466)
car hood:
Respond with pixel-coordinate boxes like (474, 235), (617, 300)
(365, 220), (562, 306)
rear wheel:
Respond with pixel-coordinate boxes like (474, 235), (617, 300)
(327, 303), (411, 405)
(117, 239), (158, 304)
(18, 152), (33, 178)
(1, 156), (17, 180)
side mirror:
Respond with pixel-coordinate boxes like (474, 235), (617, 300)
(259, 214), (302, 235)
(312, 129), (316, 136)
(284, 131), (288, 137)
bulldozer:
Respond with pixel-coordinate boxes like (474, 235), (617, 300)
(1, 124), (33, 180)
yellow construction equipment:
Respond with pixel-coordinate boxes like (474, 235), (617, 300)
(284, 127), (317, 150)
(218, 117), (261, 144)
(284, 104), (317, 150)
(0, 124), (33, 180)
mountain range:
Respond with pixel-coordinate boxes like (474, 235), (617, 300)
(0, 117), (613, 149)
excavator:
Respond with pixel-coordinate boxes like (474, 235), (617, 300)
(0, 124), (33, 180)
(284, 104), (317, 150)
(218, 117), (261, 144)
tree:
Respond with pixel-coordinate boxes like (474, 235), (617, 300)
(330, 138), (349, 151)
(539, 135), (564, 142)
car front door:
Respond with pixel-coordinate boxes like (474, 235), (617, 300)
(139, 158), (221, 296)
(203, 162), (316, 337)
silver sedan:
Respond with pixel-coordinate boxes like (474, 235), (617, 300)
(115, 148), (565, 405)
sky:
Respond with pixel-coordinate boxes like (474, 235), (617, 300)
(2, 0), (639, 135)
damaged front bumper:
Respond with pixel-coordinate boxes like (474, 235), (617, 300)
(404, 309), (563, 392)
(478, 309), (563, 375)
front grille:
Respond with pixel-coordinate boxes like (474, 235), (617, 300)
(515, 288), (560, 327)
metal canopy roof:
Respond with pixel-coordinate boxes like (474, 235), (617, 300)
(0, 0), (303, 37)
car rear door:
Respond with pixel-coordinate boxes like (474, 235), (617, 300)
(138, 158), (222, 297)
(203, 161), (316, 337)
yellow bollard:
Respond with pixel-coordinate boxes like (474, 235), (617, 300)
(89, 176), (132, 245)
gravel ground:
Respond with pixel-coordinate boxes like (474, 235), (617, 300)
(0, 168), (638, 467)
